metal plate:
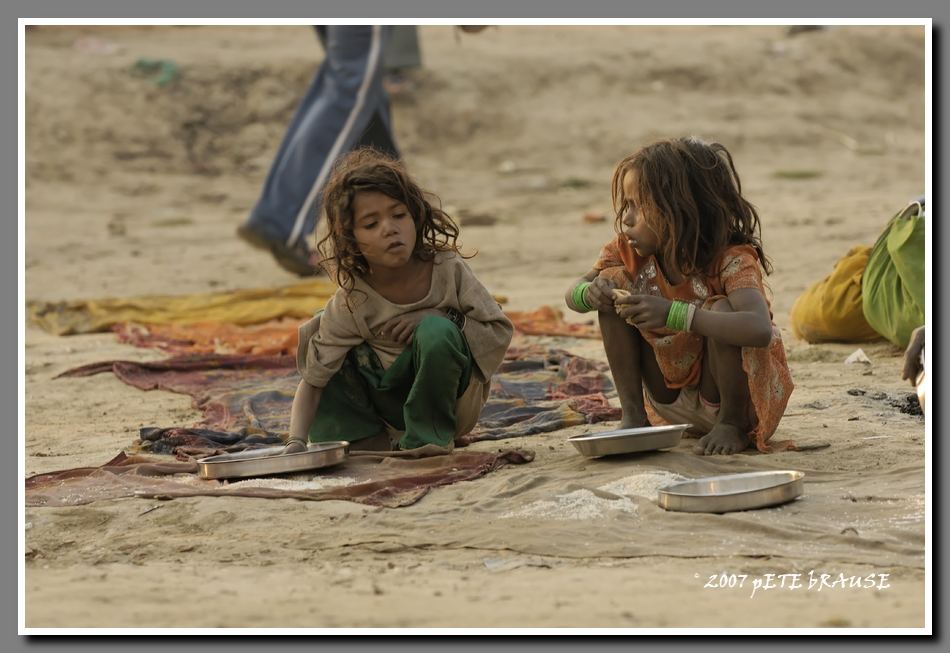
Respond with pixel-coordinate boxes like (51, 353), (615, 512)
(657, 470), (804, 513)
(568, 424), (689, 457)
(196, 441), (349, 480)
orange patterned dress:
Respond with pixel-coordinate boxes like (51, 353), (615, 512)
(593, 235), (794, 452)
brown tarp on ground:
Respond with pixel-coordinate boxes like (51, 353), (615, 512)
(26, 448), (535, 509)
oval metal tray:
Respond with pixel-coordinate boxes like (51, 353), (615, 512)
(657, 470), (804, 513)
(197, 441), (349, 480)
(568, 424), (690, 458)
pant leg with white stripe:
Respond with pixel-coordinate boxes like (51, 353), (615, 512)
(245, 25), (395, 247)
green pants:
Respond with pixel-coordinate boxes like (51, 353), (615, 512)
(309, 315), (473, 449)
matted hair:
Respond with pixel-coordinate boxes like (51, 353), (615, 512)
(317, 147), (465, 295)
(611, 137), (772, 278)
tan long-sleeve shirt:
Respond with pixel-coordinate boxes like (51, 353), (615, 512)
(296, 251), (513, 389)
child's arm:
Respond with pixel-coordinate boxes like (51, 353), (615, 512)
(289, 294), (359, 454)
(283, 380), (324, 453)
(617, 288), (773, 347)
(565, 270), (617, 313)
(454, 259), (515, 382)
(689, 289), (774, 347)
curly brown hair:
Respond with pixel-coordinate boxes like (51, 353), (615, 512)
(317, 147), (465, 295)
(610, 137), (772, 279)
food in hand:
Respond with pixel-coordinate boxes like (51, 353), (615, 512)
(612, 288), (636, 324)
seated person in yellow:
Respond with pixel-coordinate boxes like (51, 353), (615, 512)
(790, 197), (925, 349)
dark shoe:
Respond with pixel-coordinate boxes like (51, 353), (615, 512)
(237, 224), (322, 277)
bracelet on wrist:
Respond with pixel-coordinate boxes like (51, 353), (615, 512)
(684, 303), (697, 333)
(665, 300), (690, 332)
(444, 307), (467, 331)
(572, 282), (594, 313)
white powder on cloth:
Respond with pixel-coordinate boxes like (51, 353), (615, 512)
(499, 471), (689, 520)
(500, 489), (638, 520)
(599, 471), (688, 502)
(223, 474), (357, 491)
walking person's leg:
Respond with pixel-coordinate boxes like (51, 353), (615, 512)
(240, 25), (395, 276)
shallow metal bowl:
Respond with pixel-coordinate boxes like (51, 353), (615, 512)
(568, 424), (689, 458)
(197, 441), (349, 480)
(657, 470), (804, 513)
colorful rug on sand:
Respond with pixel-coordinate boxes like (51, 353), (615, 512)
(28, 270), (594, 342)
(58, 343), (621, 459)
(28, 280), (543, 337)
(110, 306), (597, 357)
(34, 289), (610, 508)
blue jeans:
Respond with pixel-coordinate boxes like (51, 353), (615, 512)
(245, 26), (399, 247)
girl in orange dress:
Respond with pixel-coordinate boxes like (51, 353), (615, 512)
(565, 137), (793, 454)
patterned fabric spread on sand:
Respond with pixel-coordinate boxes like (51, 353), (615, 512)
(114, 319), (304, 357)
(25, 449), (534, 509)
(57, 343), (621, 459)
(29, 277), (528, 338)
(593, 235), (794, 452)
(503, 306), (599, 339)
(112, 306), (596, 358)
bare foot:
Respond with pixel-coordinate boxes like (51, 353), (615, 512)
(692, 423), (750, 455)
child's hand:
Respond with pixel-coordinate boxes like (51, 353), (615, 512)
(902, 325), (925, 384)
(379, 309), (442, 345)
(585, 276), (617, 311)
(615, 294), (672, 330)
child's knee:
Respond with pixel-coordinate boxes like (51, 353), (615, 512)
(599, 308), (630, 332)
(415, 314), (461, 343)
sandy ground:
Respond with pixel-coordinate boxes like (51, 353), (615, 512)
(23, 25), (927, 629)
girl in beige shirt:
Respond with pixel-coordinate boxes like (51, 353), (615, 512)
(285, 149), (512, 452)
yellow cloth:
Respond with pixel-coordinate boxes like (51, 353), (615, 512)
(789, 245), (881, 344)
(28, 279), (338, 335)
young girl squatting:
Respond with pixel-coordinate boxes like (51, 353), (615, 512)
(565, 137), (794, 455)
(285, 149), (513, 453)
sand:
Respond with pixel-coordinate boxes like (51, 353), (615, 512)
(23, 24), (927, 629)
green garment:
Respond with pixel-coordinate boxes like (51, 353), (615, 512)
(862, 201), (926, 348)
(308, 315), (473, 449)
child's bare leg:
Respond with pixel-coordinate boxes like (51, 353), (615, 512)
(694, 299), (753, 455)
(599, 310), (675, 428)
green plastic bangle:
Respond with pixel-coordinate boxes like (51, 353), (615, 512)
(677, 302), (689, 330)
(675, 301), (688, 330)
(572, 283), (588, 312)
(572, 282), (593, 313)
(666, 300), (689, 331)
